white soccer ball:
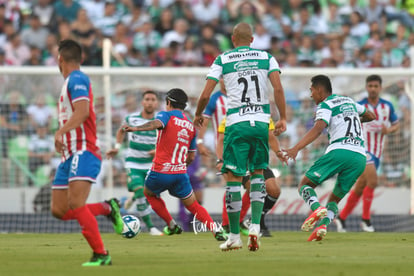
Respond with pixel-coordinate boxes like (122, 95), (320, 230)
(121, 215), (141, 239)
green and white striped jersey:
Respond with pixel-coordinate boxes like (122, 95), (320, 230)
(206, 46), (281, 127)
(123, 112), (157, 170)
(315, 94), (367, 155)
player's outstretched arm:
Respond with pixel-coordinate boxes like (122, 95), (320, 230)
(194, 79), (217, 127)
(284, 120), (326, 161)
(360, 110), (376, 123)
(268, 130), (288, 165)
(122, 119), (163, 132)
(106, 127), (126, 159)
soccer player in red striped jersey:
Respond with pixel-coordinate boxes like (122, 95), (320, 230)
(122, 88), (226, 241)
(336, 75), (399, 232)
(51, 39), (124, 266)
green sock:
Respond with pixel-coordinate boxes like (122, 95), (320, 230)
(299, 185), (321, 211)
(226, 181), (242, 234)
(250, 175), (265, 225)
(318, 201), (338, 227)
(141, 214), (154, 229)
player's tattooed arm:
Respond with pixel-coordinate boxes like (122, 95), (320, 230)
(122, 120), (163, 132)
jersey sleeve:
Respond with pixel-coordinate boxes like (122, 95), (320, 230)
(388, 102), (399, 124)
(218, 117), (226, 133)
(315, 102), (331, 126)
(206, 56), (223, 82)
(67, 74), (90, 103)
(268, 55), (281, 75)
(189, 135), (196, 151)
(355, 102), (366, 116)
(155, 111), (170, 128)
(203, 93), (218, 117)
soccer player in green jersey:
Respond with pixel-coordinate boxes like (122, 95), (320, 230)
(284, 75), (376, 242)
(195, 22), (287, 251)
(106, 90), (163, 236)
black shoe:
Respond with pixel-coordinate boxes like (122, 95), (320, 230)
(260, 225), (272, 237)
(214, 230), (228, 241)
(334, 217), (347, 233)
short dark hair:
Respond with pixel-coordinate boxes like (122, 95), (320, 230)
(142, 90), (158, 99)
(311, 74), (332, 94)
(58, 39), (82, 63)
(366, 74), (382, 85)
(166, 88), (188, 110)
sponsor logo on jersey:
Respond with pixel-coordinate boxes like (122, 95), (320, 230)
(74, 84), (87, 91)
(173, 117), (194, 131)
(234, 60), (259, 71)
(239, 104), (263, 116)
(161, 163), (187, 172)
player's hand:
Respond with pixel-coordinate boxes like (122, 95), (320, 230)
(194, 115), (204, 128)
(106, 148), (118, 159)
(274, 119), (287, 136)
(276, 150), (289, 165)
(283, 147), (299, 162)
(381, 124), (389, 135)
(148, 149), (156, 156)
(216, 161), (223, 174)
(197, 143), (210, 156)
(121, 124), (136, 132)
(54, 131), (66, 154)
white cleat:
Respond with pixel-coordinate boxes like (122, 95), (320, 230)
(247, 230), (260, 252)
(220, 239), (243, 251)
(361, 220), (375, 232)
(149, 227), (164, 236)
(334, 218), (347, 233)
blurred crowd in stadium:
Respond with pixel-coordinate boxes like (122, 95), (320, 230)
(1, 0), (414, 68)
(0, 0), (412, 189)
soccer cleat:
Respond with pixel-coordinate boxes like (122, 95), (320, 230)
(149, 227), (164, 236)
(301, 206), (328, 232)
(334, 217), (347, 233)
(163, 224), (183, 235)
(240, 219), (250, 236)
(361, 219), (375, 232)
(247, 230), (260, 251)
(307, 224), (327, 242)
(82, 252), (112, 266)
(105, 198), (124, 234)
(260, 225), (272, 237)
(214, 230), (228, 241)
(220, 238), (243, 251)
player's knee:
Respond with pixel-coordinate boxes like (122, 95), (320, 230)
(51, 207), (64, 219)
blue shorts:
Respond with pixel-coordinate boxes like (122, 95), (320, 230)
(53, 151), (101, 189)
(366, 151), (380, 169)
(145, 170), (193, 199)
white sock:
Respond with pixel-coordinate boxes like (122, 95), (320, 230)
(249, 223), (260, 234)
(229, 233), (240, 241)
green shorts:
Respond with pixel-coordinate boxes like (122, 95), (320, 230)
(126, 168), (149, 192)
(221, 121), (269, 176)
(305, 149), (366, 198)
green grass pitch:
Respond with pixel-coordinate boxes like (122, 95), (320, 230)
(1, 232), (414, 276)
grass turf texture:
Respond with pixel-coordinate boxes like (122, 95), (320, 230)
(1, 232), (414, 276)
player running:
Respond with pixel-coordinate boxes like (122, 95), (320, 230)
(122, 88), (226, 241)
(106, 90), (163, 236)
(284, 75), (376, 242)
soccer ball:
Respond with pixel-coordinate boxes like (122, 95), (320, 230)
(121, 215), (141, 239)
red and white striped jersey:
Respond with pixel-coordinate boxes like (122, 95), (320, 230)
(359, 97), (399, 158)
(58, 70), (101, 160)
(203, 91), (227, 143)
